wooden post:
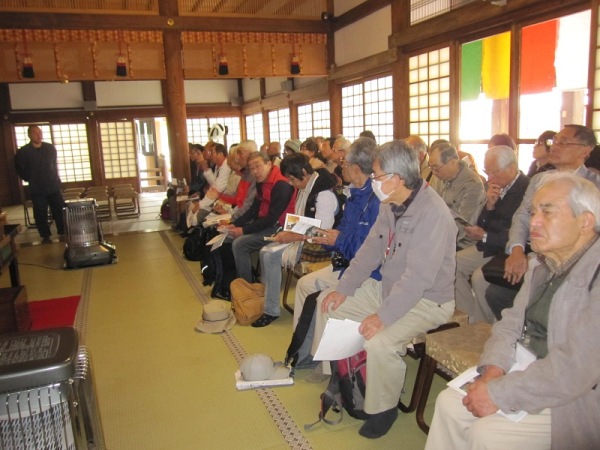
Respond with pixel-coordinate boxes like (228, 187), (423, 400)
(163, 29), (189, 182)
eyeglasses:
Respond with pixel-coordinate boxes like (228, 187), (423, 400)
(483, 167), (503, 176)
(535, 139), (554, 147)
(428, 160), (448, 171)
(370, 172), (393, 180)
(551, 138), (588, 147)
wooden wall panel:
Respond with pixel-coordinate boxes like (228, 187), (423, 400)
(183, 43), (215, 78)
(245, 43), (274, 78)
(93, 42), (121, 80)
(298, 43), (328, 76)
(0, 43), (18, 82)
(22, 42), (57, 81)
(56, 42), (94, 80)
(128, 43), (165, 79)
(271, 43), (294, 77)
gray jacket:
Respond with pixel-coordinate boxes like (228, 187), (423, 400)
(480, 237), (600, 449)
(506, 166), (600, 253)
(433, 159), (486, 225)
(336, 182), (457, 326)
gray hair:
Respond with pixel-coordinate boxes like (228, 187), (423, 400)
(336, 137), (352, 150)
(486, 145), (517, 169)
(404, 135), (428, 156)
(377, 140), (421, 190)
(431, 141), (459, 164)
(237, 140), (258, 154)
(346, 137), (377, 175)
(537, 172), (600, 233)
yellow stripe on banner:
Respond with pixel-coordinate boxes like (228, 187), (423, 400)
(482, 31), (511, 100)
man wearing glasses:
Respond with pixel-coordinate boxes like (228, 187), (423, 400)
(428, 141), (486, 246)
(311, 140), (457, 438)
(503, 124), (600, 288)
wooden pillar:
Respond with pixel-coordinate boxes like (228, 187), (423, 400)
(391, 0), (410, 139)
(328, 79), (342, 137)
(0, 83), (21, 206)
(163, 29), (189, 181)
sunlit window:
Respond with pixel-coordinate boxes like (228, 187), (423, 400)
(99, 122), (137, 179)
(342, 75), (393, 143)
(187, 117), (242, 148)
(409, 48), (450, 146)
(298, 100), (330, 140)
(14, 124), (92, 183)
(245, 113), (264, 146)
(268, 108), (291, 146)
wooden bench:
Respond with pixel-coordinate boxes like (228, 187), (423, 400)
(414, 322), (492, 433)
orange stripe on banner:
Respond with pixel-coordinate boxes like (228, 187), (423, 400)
(521, 20), (557, 95)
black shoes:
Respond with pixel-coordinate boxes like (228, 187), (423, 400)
(358, 407), (398, 439)
(251, 313), (279, 328)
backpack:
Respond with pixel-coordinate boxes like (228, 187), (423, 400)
(160, 198), (171, 220)
(183, 226), (205, 261)
(230, 278), (264, 325)
(305, 350), (370, 429)
(284, 291), (320, 370)
(209, 243), (238, 300)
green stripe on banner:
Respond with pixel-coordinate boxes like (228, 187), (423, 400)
(461, 40), (482, 101)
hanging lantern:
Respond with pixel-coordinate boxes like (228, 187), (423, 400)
(290, 55), (300, 75)
(116, 31), (127, 77)
(290, 37), (300, 75)
(22, 55), (35, 78)
(218, 54), (229, 76)
(21, 30), (34, 79)
(218, 35), (228, 76)
(116, 55), (127, 77)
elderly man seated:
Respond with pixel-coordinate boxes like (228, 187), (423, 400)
(253, 153), (340, 328)
(428, 141), (486, 247)
(455, 145), (529, 323)
(426, 173), (600, 450)
(312, 140), (457, 438)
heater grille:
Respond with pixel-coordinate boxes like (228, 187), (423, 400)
(0, 329), (105, 450)
(0, 384), (75, 450)
(64, 200), (100, 248)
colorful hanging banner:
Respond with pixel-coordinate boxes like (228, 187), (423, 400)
(521, 20), (557, 95)
(461, 40), (482, 101)
(482, 31), (511, 100)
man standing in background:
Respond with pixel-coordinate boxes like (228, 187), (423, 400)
(15, 125), (65, 242)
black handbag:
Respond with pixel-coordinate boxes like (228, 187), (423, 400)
(481, 253), (522, 291)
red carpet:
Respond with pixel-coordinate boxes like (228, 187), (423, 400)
(29, 296), (81, 330)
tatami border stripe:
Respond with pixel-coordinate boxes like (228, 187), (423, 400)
(161, 230), (313, 450)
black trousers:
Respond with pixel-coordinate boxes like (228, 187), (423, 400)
(31, 191), (66, 237)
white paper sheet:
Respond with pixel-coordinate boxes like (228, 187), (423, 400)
(313, 318), (365, 361)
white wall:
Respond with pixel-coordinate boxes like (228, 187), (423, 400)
(9, 82), (84, 110)
(184, 79), (239, 104)
(265, 77), (287, 95)
(334, 5), (391, 66)
(95, 80), (163, 107)
(242, 78), (261, 101)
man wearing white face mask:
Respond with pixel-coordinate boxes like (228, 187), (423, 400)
(311, 140), (458, 439)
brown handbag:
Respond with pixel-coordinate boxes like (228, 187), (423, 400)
(230, 278), (265, 326)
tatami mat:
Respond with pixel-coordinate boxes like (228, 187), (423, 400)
(6, 226), (444, 449)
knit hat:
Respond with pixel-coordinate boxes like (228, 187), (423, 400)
(284, 139), (301, 153)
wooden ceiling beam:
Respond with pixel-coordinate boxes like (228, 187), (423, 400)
(0, 12), (326, 33)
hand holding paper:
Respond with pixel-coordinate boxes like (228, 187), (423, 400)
(313, 318), (365, 361)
